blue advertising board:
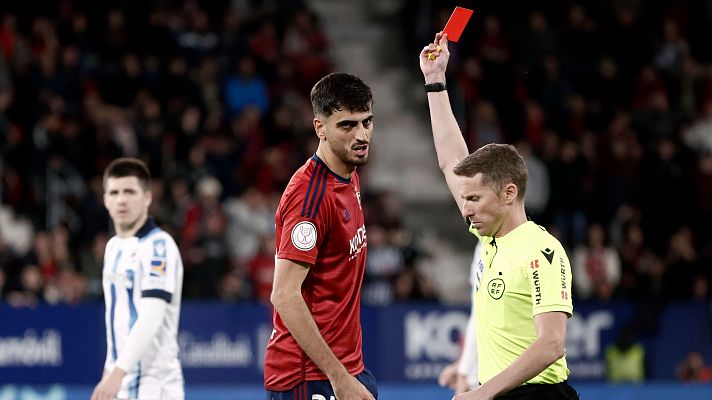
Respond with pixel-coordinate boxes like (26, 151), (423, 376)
(177, 302), (272, 383)
(0, 305), (105, 383)
(0, 301), (710, 384)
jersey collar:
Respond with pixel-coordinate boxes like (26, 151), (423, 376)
(135, 217), (158, 239)
(495, 220), (537, 244)
(311, 154), (351, 184)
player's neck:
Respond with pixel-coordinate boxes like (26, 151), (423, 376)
(316, 146), (354, 179)
(115, 214), (148, 238)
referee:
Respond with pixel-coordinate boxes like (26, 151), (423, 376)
(419, 32), (580, 400)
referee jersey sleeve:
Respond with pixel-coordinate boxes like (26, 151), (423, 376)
(525, 241), (573, 317)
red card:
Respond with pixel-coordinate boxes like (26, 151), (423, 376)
(443, 7), (473, 42)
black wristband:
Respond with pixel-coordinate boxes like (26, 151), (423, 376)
(424, 82), (447, 93)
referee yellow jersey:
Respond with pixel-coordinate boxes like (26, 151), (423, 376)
(469, 221), (573, 385)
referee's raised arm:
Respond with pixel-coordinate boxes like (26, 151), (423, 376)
(419, 31), (470, 215)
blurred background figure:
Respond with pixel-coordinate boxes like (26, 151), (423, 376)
(605, 326), (645, 384)
(573, 223), (621, 301)
(676, 352), (712, 383)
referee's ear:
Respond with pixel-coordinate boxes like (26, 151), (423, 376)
(502, 182), (518, 205)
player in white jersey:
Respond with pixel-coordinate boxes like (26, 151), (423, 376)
(92, 158), (184, 400)
(439, 242), (480, 395)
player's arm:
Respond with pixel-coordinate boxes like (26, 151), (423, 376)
(91, 298), (167, 400)
(419, 31), (470, 214)
(440, 305), (477, 394)
(457, 242), (480, 391)
(456, 305), (478, 392)
(455, 311), (568, 400)
(271, 258), (374, 400)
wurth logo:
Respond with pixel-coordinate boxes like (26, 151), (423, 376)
(530, 260), (540, 269)
(349, 224), (367, 259)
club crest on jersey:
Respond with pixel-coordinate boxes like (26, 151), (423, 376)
(475, 259), (484, 291)
(291, 221), (317, 251)
(355, 189), (362, 210)
(153, 239), (166, 258)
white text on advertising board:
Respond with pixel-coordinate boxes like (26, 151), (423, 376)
(566, 311), (614, 379)
(404, 310), (468, 380)
(0, 330), (62, 367)
(179, 332), (252, 367)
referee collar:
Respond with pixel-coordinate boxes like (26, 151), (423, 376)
(135, 217), (158, 239)
(496, 220), (537, 243)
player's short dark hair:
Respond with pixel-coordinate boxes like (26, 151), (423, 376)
(453, 143), (528, 201)
(103, 157), (151, 191)
(310, 72), (373, 117)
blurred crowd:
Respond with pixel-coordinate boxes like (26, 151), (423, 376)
(2, 0), (712, 308)
(408, 0), (712, 304)
(0, 0), (435, 307)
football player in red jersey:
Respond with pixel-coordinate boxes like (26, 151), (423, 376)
(265, 73), (377, 400)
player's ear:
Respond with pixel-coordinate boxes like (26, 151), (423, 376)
(313, 117), (326, 140)
(144, 188), (153, 207)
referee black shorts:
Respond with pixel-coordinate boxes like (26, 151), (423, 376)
(495, 381), (580, 400)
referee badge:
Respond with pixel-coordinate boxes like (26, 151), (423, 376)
(487, 278), (505, 299)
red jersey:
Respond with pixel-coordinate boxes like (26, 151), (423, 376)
(264, 155), (368, 391)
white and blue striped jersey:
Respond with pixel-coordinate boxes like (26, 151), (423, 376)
(102, 218), (184, 399)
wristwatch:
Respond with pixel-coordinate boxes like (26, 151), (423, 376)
(424, 82), (447, 92)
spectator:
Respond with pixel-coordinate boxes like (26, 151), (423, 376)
(282, 8), (330, 83)
(573, 223), (621, 301)
(77, 231), (107, 299)
(246, 235), (276, 304)
(217, 268), (251, 303)
(677, 352), (712, 383)
(394, 263), (437, 302)
(654, 19), (689, 74)
(224, 55), (269, 117)
(605, 326), (645, 383)
(683, 101), (712, 155)
(7, 264), (44, 307)
(665, 226), (700, 299)
(515, 140), (549, 219)
(191, 206), (230, 298)
(223, 187), (272, 264)
(0, 205), (34, 255)
(362, 225), (404, 306)
(469, 100), (503, 148)
(691, 274), (710, 301)
(549, 140), (588, 247)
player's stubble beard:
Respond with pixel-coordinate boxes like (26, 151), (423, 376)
(330, 141), (369, 169)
